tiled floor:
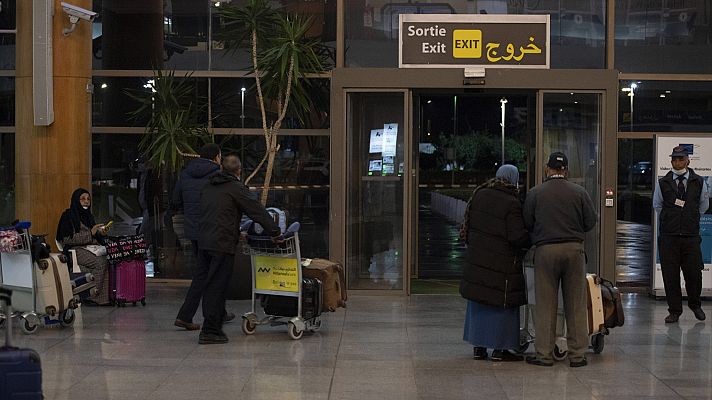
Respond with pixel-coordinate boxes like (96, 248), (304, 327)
(7, 284), (712, 400)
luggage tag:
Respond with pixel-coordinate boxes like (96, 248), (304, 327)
(675, 199), (685, 207)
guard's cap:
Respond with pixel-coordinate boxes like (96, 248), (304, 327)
(670, 145), (689, 157)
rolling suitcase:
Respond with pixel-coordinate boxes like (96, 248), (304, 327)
(0, 288), (43, 399)
(111, 259), (146, 306)
(35, 254), (75, 316)
(70, 272), (98, 304)
(303, 258), (347, 311)
(262, 278), (322, 320)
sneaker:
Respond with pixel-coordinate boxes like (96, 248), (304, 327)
(570, 358), (588, 368)
(198, 333), (229, 344)
(525, 356), (553, 367)
(664, 313), (681, 323)
(473, 346), (488, 360)
(174, 319), (201, 331)
(491, 349), (524, 362)
(223, 312), (236, 323)
(691, 308), (706, 321)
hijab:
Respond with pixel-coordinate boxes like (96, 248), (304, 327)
(496, 164), (519, 186)
(56, 188), (97, 241)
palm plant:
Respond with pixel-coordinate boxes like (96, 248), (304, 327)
(126, 69), (210, 174)
(217, 0), (326, 205)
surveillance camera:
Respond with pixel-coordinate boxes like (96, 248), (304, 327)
(61, 2), (97, 22)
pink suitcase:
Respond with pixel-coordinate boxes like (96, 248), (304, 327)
(111, 259), (146, 307)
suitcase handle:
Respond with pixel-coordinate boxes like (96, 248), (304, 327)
(0, 287), (13, 347)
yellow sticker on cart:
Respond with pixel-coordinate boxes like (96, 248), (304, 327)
(254, 256), (300, 292)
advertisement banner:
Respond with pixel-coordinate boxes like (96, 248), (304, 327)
(254, 256), (300, 293)
(653, 136), (712, 295)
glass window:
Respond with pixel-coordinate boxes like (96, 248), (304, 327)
(346, 0), (605, 68)
(0, 77), (13, 126)
(211, 78), (330, 129)
(210, 0), (336, 71)
(219, 134), (330, 259)
(0, 0), (15, 30)
(0, 34), (15, 70)
(616, 138), (653, 287)
(615, 0), (712, 73)
(92, 1), (209, 70)
(0, 133), (14, 225)
(619, 80), (712, 132)
(92, 76), (209, 127)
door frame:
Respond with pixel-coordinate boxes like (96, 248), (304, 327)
(331, 68), (619, 293)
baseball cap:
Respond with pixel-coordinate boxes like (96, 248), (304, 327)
(547, 152), (568, 169)
(669, 145), (689, 157)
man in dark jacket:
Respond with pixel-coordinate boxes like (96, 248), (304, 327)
(197, 153), (281, 344)
(173, 143), (230, 331)
(653, 145), (709, 323)
(523, 152), (597, 368)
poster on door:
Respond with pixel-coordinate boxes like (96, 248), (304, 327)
(653, 136), (712, 296)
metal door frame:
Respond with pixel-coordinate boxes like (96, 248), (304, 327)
(331, 68), (618, 294)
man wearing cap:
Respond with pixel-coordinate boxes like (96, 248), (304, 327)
(523, 151), (597, 368)
(653, 145), (709, 323)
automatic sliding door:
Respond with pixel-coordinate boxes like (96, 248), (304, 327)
(346, 92), (407, 291)
(540, 92), (602, 274)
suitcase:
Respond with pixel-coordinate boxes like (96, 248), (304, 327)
(70, 272), (98, 303)
(111, 259), (146, 306)
(0, 288), (43, 399)
(586, 274), (605, 335)
(303, 258), (347, 311)
(262, 278), (322, 320)
(35, 254), (75, 316)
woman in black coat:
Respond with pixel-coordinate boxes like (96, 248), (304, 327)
(460, 164), (530, 361)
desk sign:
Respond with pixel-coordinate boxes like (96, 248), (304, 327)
(399, 14), (549, 69)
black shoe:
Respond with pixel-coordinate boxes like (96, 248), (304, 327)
(691, 308), (706, 321)
(198, 333), (229, 344)
(223, 312), (236, 323)
(525, 356), (553, 367)
(664, 313), (681, 323)
(570, 358), (588, 368)
(491, 349), (524, 362)
(473, 346), (488, 360)
(175, 319), (201, 331)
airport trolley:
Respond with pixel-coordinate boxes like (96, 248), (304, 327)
(0, 223), (76, 334)
(241, 233), (321, 340)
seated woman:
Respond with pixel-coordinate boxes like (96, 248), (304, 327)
(56, 188), (111, 305)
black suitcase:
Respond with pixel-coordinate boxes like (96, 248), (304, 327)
(262, 278), (323, 320)
(0, 287), (43, 400)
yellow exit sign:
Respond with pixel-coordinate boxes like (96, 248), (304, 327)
(453, 30), (482, 58)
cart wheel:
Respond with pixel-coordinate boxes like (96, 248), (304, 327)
(287, 322), (303, 340)
(140, 299), (146, 306)
(60, 309), (75, 327)
(553, 344), (568, 361)
(21, 318), (38, 335)
(241, 317), (257, 335)
(591, 334), (605, 354)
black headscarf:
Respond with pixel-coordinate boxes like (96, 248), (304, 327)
(56, 188), (97, 241)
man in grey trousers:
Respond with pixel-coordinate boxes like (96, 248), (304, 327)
(523, 152), (597, 368)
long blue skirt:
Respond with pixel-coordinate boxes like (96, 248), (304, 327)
(463, 300), (519, 350)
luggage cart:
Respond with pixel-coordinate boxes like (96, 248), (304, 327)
(241, 233), (322, 340)
(519, 249), (605, 359)
(0, 223), (76, 334)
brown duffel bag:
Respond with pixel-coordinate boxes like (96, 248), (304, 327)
(302, 258), (347, 311)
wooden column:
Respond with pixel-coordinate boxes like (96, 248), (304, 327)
(16, 0), (92, 247)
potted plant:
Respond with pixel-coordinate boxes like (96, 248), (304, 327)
(217, 0), (327, 205)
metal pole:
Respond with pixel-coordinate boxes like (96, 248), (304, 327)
(500, 98), (507, 166)
(630, 83), (636, 132)
(241, 87), (246, 128)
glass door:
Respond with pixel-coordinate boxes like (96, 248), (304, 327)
(539, 91), (603, 274)
(346, 91), (409, 291)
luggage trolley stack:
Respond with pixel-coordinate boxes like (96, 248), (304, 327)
(241, 233), (322, 340)
(0, 223), (77, 334)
